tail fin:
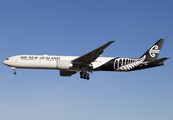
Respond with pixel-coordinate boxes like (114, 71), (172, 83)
(140, 39), (165, 61)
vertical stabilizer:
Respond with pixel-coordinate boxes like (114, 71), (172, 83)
(140, 39), (164, 61)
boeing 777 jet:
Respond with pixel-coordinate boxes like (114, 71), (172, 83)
(3, 39), (170, 80)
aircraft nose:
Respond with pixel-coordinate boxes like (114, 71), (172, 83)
(3, 60), (10, 66)
(3, 60), (7, 65)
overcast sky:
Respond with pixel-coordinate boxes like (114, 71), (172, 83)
(0, 0), (173, 120)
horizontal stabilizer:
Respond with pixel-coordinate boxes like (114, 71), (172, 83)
(147, 57), (170, 65)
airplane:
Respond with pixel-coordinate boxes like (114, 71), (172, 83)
(3, 39), (170, 80)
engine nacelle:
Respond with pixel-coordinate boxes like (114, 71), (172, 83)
(57, 60), (73, 70)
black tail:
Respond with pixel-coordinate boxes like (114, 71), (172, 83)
(140, 39), (165, 61)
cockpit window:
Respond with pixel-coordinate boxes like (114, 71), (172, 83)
(6, 58), (9, 60)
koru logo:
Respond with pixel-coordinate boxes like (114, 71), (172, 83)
(149, 45), (160, 57)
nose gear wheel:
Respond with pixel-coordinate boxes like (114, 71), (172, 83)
(11, 67), (17, 75)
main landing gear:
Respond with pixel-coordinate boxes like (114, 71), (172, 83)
(80, 71), (90, 80)
(11, 67), (17, 75)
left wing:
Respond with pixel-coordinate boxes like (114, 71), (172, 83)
(72, 40), (115, 64)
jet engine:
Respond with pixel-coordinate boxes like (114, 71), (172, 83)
(57, 60), (73, 70)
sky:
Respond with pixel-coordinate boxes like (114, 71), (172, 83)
(0, 0), (173, 120)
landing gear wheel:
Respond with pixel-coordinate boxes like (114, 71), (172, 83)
(86, 73), (90, 77)
(11, 67), (17, 75)
(86, 76), (90, 80)
(79, 71), (90, 80)
(83, 72), (86, 76)
(80, 72), (83, 76)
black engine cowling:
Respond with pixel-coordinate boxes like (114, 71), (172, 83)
(60, 70), (76, 76)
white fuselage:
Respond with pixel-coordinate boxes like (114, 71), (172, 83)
(3, 55), (114, 71)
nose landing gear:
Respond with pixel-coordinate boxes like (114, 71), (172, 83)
(80, 71), (90, 80)
(11, 67), (17, 75)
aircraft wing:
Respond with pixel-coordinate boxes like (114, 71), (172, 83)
(72, 40), (115, 64)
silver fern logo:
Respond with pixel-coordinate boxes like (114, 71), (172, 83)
(114, 55), (146, 71)
(149, 45), (160, 57)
